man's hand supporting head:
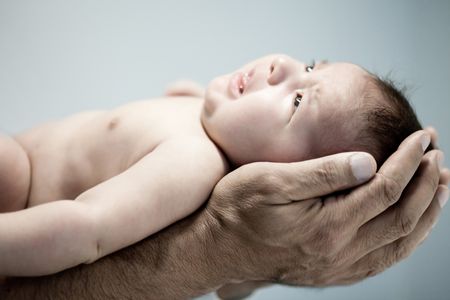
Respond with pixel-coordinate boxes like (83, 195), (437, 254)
(1, 130), (448, 299)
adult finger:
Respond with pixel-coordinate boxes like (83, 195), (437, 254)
(351, 150), (441, 257)
(440, 168), (450, 186)
(342, 185), (447, 280)
(341, 130), (430, 226)
(425, 126), (439, 149)
(424, 126), (447, 185)
(267, 152), (376, 202)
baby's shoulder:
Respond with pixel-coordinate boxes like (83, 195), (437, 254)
(159, 135), (226, 161)
(155, 135), (229, 175)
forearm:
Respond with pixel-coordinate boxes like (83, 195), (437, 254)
(0, 208), (236, 300)
(0, 201), (97, 276)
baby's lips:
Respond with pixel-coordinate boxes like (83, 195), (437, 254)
(228, 72), (242, 99)
(242, 68), (255, 93)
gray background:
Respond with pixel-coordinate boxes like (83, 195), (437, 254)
(0, 0), (449, 299)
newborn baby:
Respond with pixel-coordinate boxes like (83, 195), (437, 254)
(0, 54), (424, 277)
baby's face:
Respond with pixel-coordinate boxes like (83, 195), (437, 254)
(201, 54), (370, 166)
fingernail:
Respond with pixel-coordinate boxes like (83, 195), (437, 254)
(351, 153), (375, 183)
(420, 133), (431, 152)
(438, 188), (449, 208)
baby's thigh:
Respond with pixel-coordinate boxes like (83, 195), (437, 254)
(0, 133), (31, 212)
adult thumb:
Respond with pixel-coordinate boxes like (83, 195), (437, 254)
(276, 152), (377, 200)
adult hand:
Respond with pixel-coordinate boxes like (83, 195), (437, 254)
(207, 130), (447, 294)
(2, 130), (447, 300)
(426, 126), (450, 185)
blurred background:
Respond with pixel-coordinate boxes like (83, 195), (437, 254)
(0, 0), (449, 299)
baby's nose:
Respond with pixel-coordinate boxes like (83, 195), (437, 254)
(268, 56), (289, 85)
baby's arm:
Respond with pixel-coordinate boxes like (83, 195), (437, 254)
(0, 137), (226, 276)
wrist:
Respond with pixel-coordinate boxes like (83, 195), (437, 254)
(186, 209), (243, 289)
(152, 208), (237, 297)
(203, 208), (277, 284)
(200, 210), (242, 285)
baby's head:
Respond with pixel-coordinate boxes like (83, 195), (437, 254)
(201, 54), (424, 168)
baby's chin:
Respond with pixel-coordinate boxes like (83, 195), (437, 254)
(202, 87), (216, 119)
(206, 74), (229, 96)
(202, 76), (230, 117)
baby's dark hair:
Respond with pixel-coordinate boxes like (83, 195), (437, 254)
(353, 74), (431, 168)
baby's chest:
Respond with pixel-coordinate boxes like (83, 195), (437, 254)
(19, 98), (209, 205)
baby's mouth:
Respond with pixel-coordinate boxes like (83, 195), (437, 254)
(238, 68), (255, 94)
(229, 68), (254, 98)
(238, 74), (246, 94)
(238, 72), (250, 94)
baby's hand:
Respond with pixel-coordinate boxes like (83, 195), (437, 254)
(164, 80), (205, 97)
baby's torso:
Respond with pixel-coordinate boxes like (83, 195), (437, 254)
(14, 97), (211, 206)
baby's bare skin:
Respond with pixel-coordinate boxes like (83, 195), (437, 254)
(14, 97), (208, 206)
(0, 97), (228, 276)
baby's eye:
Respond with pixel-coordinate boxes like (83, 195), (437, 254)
(294, 92), (303, 108)
(305, 60), (315, 72)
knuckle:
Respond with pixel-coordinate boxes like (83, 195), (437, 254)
(261, 170), (283, 187)
(419, 155), (440, 190)
(377, 174), (403, 207)
(424, 167), (440, 194)
(233, 163), (282, 195)
(313, 161), (340, 190)
(255, 169), (284, 194)
(393, 240), (412, 263)
(395, 212), (416, 236)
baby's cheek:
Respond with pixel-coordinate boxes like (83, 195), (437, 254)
(311, 131), (354, 160)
